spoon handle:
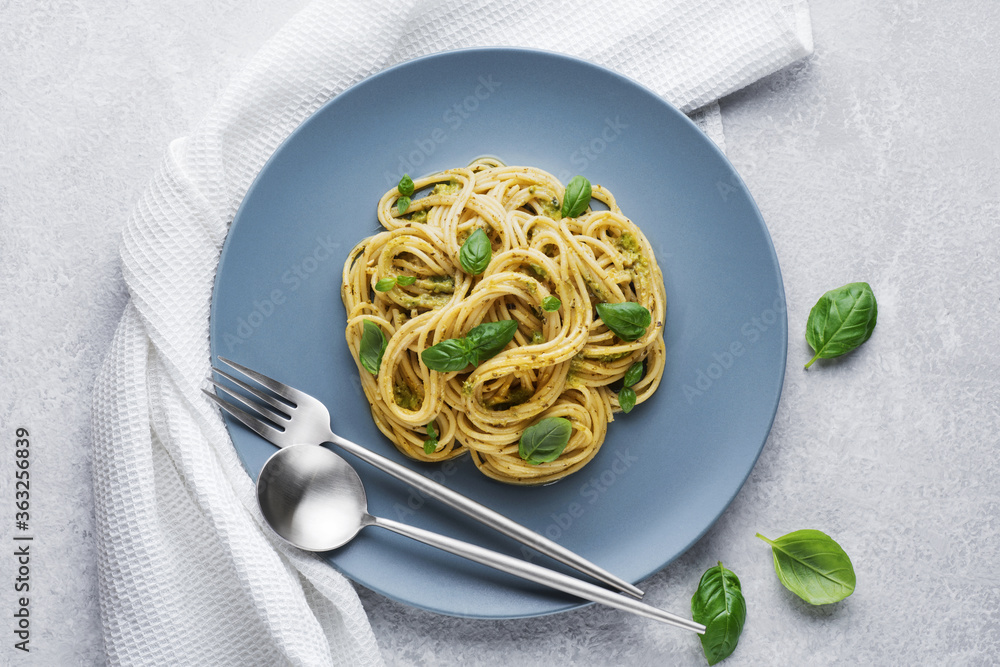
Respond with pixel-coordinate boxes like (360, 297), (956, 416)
(370, 515), (705, 634)
(330, 432), (644, 599)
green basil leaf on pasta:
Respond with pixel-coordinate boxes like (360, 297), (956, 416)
(359, 320), (387, 376)
(596, 302), (652, 341)
(423, 420), (438, 454)
(518, 417), (572, 464)
(397, 195), (411, 215)
(395, 275), (416, 286)
(691, 562), (747, 666)
(561, 175), (592, 218)
(756, 529), (856, 605)
(374, 277), (396, 292)
(618, 387), (636, 414)
(623, 361), (643, 388)
(459, 228), (492, 275)
(421, 338), (473, 372)
(421, 320), (517, 372)
(804, 282), (877, 369)
(465, 319), (518, 364)
(397, 173), (415, 197)
(541, 295), (561, 312)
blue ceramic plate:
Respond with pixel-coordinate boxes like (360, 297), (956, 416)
(210, 48), (786, 619)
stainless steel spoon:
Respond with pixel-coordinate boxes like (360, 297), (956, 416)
(256, 444), (705, 634)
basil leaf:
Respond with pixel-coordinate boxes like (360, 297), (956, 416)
(756, 529), (856, 605)
(518, 417), (572, 464)
(397, 196), (411, 215)
(421, 338), (472, 372)
(618, 387), (636, 414)
(423, 420), (438, 454)
(465, 319), (518, 364)
(541, 295), (561, 312)
(595, 302), (652, 341)
(623, 361), (643, 388)
(459, 228), (492, 275)
(421, 320), (517, 372)
(374, 277), (396, 292)
(804, 282), (877, 369)
(396, 275), (416, 286)
(359, 320), (387, 376)
(561, 175), (592, 218)
(397, 173), (415, 197)
(691, 562), (747, 666)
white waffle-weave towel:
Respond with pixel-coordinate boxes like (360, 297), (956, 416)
(92, 1), (812, 664)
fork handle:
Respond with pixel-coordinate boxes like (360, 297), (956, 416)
(371, 516), (702, 633)
(328, 432), (645, 599)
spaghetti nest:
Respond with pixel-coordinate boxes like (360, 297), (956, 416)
(342, 158), (666, 485)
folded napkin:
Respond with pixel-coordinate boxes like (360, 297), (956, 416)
(92, 1), (812, 664)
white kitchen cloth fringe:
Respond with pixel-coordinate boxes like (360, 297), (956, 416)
(91, 0), (812, 664)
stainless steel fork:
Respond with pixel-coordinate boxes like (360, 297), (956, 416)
(205, 356), (645, 599)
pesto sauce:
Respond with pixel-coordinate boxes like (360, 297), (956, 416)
(616, 232), (649, 276)
(540, 198), (562, 220)
(528, 263), (549, 280)
(584, 275), (606, 303)
(583, 350), (632, 362)
(393, 381), (423, 411)
(416, 275), (455, 293)
(432, 180), (461, 195)
(484, 386), (534, 411)
(402, 293), (451, 309)
(617, 232), (640, 254)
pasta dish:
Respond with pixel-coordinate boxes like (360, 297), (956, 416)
(342, 158), (665, 485)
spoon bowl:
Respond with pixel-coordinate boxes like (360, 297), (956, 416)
(256, 443), (370, 551)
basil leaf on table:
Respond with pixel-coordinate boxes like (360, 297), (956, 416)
(617, 387), (636, 414)
(359, 320), (387, 376)
(561, 175), (592, 218)
(595, 302), (652, 341)
(804, 281), (877, 368)
(756, 529), (856, 605)
(691, 562), (747, 666)
(420, 320), (518, 372)
(518, 417), (572, 464)
(541, 295), (561, 312)
(459, 228), (492, 275)
(397, 173), (415, 197)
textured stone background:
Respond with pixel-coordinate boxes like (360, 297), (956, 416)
(2, 1), (997, 665)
